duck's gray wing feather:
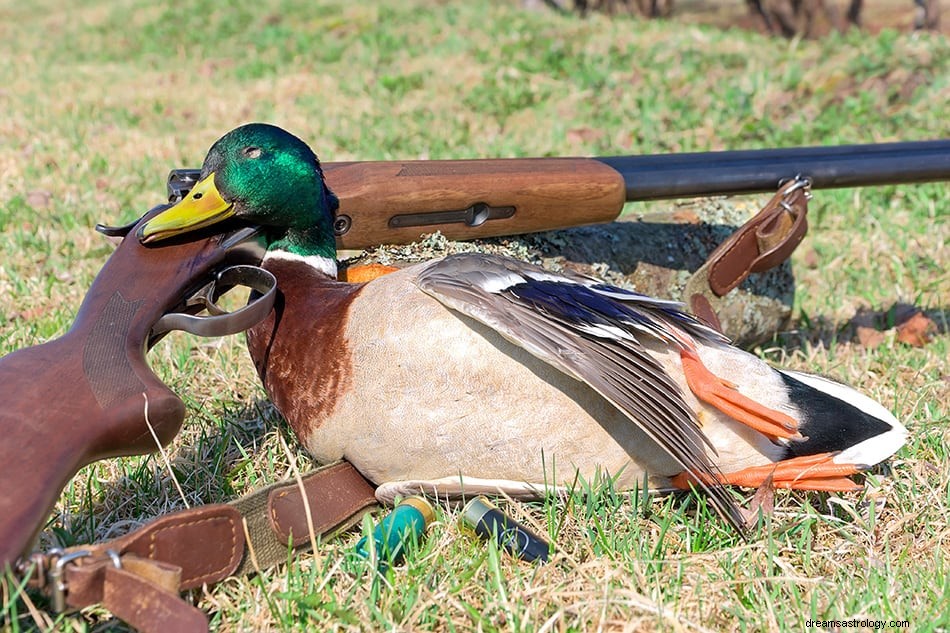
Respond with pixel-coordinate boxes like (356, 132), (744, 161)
(414, 252), (743, 531)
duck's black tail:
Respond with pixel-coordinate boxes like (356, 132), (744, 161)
(778, 370), (907, 466)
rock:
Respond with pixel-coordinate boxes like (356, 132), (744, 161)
(341, 197), (795, 349)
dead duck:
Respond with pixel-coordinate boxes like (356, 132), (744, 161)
(139, 123), (907, 530)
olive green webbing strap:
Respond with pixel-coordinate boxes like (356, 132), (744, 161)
(229, 461), (379, 575)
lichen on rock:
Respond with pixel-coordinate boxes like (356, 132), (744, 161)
(340, 197), (795, 348)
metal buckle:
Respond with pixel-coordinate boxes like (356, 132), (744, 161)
(48, 550), (90, 613)
(778, 174), (813, 199)
(44, 548), (124, 613)
(14, 548), (62, 590)
(105, 548), (122, 570)
(17, 546), (126, 613)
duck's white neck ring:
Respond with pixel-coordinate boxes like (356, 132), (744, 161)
(263, 250), (338, 278)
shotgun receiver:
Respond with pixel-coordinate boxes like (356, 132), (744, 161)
(164, 139), (950, 250)
(0, 207), (277, 568)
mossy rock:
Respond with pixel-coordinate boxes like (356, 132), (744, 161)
(341, 197), (794, 349)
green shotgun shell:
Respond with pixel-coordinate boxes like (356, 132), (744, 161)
(461, 496), (550, 563)
(355, 496), (435, 564)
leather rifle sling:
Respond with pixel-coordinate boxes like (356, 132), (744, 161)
(16, 461), (377, 633)
(684, 177), (810, 332)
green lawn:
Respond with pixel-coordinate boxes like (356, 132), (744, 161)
(0, 0), (947, 630)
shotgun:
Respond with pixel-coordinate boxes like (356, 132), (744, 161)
(2, 138), (947, 569)
(164, 139), (950, 249)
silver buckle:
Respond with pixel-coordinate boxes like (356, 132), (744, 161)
(44, 548), (122, 613)
(778, 174), (813, 199)
(48, 550), (90, 613)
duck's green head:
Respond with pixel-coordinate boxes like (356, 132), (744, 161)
(138, 123), (339, 259)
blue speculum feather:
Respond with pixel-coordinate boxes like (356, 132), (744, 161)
(589, 282), (727, 343)
(505, 280), (655, 331)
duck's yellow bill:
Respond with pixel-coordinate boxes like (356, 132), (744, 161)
(138, 172), (235, 243)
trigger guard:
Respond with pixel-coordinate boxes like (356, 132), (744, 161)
(151, 265), (277, 338)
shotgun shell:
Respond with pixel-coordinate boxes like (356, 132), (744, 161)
(461, 496), (550, 563)
(355, 496), (435, 565)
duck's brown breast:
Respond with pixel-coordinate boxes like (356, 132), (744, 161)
(247, 257), (363, 441)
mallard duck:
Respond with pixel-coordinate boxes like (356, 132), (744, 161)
(139, 123), (907, 529)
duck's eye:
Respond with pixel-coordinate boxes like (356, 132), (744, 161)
(243, 146), (262, 159)
(192, 192), (203, 200)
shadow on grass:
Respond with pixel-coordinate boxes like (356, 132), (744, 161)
(51, 397), (293, 548)
(774, 302), (948, 353)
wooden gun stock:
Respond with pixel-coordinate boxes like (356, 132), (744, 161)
(322, 158), (627, 250)
(0, 212), (266, 567)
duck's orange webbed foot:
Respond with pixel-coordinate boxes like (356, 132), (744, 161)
(671, 452), (865, 493)
(680, 348), (801, 441)
(339, 263), (400, 283)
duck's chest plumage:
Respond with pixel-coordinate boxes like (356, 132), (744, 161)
(246, 256), (362, 442)
(246, 256), (783, 492)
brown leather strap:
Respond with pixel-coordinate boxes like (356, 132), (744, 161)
(81, 504), (247, 590)
(102, 565), (209, 633)
(685, 178), (810, 333)
(65, 558), (208, 633)
(705, 178), (810, 297)
(24, 460), (377, 632)
(269, 461), (378, 547)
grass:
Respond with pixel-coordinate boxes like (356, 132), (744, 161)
(0, 0), (947, 630)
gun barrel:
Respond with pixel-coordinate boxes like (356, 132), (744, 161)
(168, 139), (948, 249)
(596, 139), (950, 201)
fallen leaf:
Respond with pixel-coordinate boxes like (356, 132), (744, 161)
(857, 325), (887, 349)
(801, 247), (820, 270)
(566, 127), (603, 144)
(739, 472), (775, 530)
(26, 190), (52, 209)
(852, 302), (937, 349)
(13, 306), (48, 321)
(895, 311), (936, 347)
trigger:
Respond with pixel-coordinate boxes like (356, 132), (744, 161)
(150, 265), (277, 339)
